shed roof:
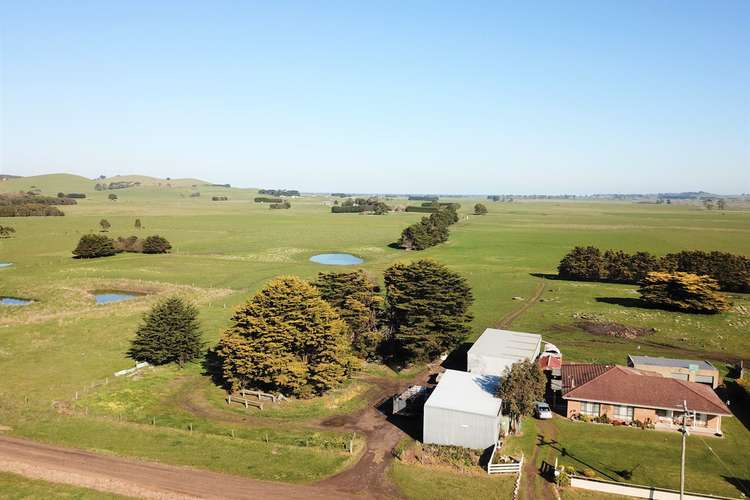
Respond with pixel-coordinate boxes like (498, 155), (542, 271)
(628, 355), (715, 371)
(425, 369), (502, 417)
(468, 329), (542, 360)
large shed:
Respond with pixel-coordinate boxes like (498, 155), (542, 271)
(422, 369), (504, 449)
(467, 328), (542, 376)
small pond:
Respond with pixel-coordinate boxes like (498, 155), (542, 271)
(309, 253), (364, 266)
(93, 290), (144, 305)
(1, 297), (33, 306)
(0, 262), (13, 269)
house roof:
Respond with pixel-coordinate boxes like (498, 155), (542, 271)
(561, 363), (614, 394)
(563, 365), (731, 416)
(467, 328), (541, 360)
(424, 369), (502, 417)
(627, 355), (716, 372)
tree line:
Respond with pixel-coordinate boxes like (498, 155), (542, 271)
(331, 197), (390, 214)
(398, 205), (459, 250)
(258, 189), (300, 197)
(129, 259), (473, 398)
(557, 246), (749, 292)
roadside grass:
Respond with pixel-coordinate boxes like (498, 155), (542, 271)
(389, 461), (515, 500)
(0, 471), (132, 499)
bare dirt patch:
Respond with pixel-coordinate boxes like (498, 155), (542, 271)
(573, 314), (655, 339)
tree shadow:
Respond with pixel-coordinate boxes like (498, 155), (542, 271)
(201, 347), (230, 390)
(595, 297), (647, 308)
(536, 434), (619, 481)
(722, 476), (750, 498)
(441, 342), (471, 371)
(529, 272), (560, 280)
(718, 384), (750, 433)
(376, 396), (423, 441)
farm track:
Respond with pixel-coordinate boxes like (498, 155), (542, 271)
(496, 280), (545, 329)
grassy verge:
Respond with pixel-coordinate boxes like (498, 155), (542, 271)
(0, 471), (132, 499)
(389, 462), (515, 500)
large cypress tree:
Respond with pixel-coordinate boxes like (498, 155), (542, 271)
(315, 270), (384, 359)
(639, 271), (731, 314)
(72, 234), (117, 258)
(216, 276), (353, 396)
(384, 260), (473, 363)
(128, 296), (203, 366)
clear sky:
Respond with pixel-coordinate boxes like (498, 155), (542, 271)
(1, 1), (748, 194)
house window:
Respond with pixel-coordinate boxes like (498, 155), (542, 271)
(656, 409), (671, 418)
(693, 413), (708, 427)
(614, 405), (634, 421)
(695, 375), (714, 386)
(580, 402), (600, 417)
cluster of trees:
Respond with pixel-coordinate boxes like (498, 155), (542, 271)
(1, 193), (76, 206)
(639, 272), (731, 314)
(258, 189), (300, 197)
(269, 201), (291, 209)
(331, 197), (390, 214)
(255, 197), (282, 203)
(189, 192), (201, 198)
(408, 195), (438, 201)
(558, 247), (749, 292)
(57, 192), (86, 199)
(420, 201), (461, 210)
(474, 203), (488, 215)
(487, 195), (514, 202)
(0, 204), (65, 217)
(0, 225), (16, 238)
(95, 181), (140, 190)
(212, 196), (228, 201)
(330, 192), (349, 198)
(398, 206), (458, 250)
(216, 259), (473, 396)
(73, 234), (171, 258)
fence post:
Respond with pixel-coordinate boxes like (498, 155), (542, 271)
(231, 429), (235, 439)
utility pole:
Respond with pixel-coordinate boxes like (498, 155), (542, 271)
(680, 399), (689, 500)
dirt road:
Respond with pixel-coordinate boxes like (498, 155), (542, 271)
(496, 281), (545, 329)
(0, 435), (355, 499)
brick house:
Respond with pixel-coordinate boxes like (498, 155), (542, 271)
(561, 364), (731, 436)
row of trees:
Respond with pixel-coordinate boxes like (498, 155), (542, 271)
(398, 206), (459, 250)
(331, 197), (390, 215)
(0, 204), (65, 217)
(558, 246), (749, 292)
(73, 234), (171, 258)
(258, 189), (300, 197)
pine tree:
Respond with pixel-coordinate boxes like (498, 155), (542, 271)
(142, 235), (172, 254)
(315, 270), (384, 358)
(216, 277), (353, 396)
(72, 234), (117, 258)
(384, 260), (473, 363)
(134, 218), (142, 229)
(639, 272), (731, 314)
(558, 246), (605, 281)
(99, 219), (111, 232)
(128, 297), (203, 366)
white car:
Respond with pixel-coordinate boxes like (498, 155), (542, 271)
(534, 401), (553, 419)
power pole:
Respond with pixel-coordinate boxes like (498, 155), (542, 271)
(680, 399), (689, 500)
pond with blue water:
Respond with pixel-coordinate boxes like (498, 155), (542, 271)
(1, 297), (33, 306)
(93, 290), (144, 305)
(309, 253), (364, 266)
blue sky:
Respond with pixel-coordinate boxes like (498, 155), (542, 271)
(1, 1), (748, 194)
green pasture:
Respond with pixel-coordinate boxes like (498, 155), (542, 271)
(1, 174), (749, 496)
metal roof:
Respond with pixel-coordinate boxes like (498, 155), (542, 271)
(424, 369), (502, 417)
(468, 328), (542, 360)
(628, 355), (715, 371)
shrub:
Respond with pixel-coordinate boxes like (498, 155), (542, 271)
(332, 205), (371, 213)
(142, 235), (172, 254)
(211, 196), (228, 201)
(108, 193), (118, 201)
(254, 197), (282, 203)
(73, 234), (116, 258)
(639, 271), (731, 313)
(405, 206), (439, 213)
(474, 203), (488, 215)
(66, 193), (86, 199)
(556, 466), (571, 487)
(582, 468), (597, 478)
(0, 225), (16, 238)
(114, 235), (144, 253)
(269, 201), (291, 209)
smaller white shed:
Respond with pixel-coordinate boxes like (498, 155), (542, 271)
(467, 329), (542, 376)
(423, 369), (503, 450)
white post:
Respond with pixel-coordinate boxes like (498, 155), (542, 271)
(680, 400), (689, 500)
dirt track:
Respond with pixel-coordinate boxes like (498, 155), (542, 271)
(0, 435), (354, 499)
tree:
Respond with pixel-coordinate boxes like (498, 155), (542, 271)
(639, 272), (731, 314)
(108, 193), (118, 201)
(384, 260), (473, 363)
(557, 246), (605, 281)
(0, 225), (15, 238)
(497, 360), (546, 433)
(703, 199), (714, 210)
(127, 297), (203, 367)
(142, 235), (172, 254)
(72, 234), (116, 258)
(717, 199), (726, 210)
(216, 277), (354, 396)
(315, 271), (384, 359)
(99, 219), (111, 232)
(134, 218), (142, 229)
(57, 192), (65, 198)
(474, 203), (488, 215)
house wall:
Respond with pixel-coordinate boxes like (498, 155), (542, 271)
(629, 363), (719, 388)
(423, 406), (500, 450)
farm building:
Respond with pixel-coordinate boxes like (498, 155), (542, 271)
(422, 369), (506, 449)
(467, 329), (542, 376)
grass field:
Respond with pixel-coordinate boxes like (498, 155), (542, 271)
(1, 173), (749, 497)
(0, 471), (132, 499)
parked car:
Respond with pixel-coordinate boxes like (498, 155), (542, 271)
(534, 401), (553, 419)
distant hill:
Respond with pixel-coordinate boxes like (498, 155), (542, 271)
(0, 173), (211, 195)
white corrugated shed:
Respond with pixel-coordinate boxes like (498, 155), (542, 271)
(423, 369), (503, 449)
(467, 328), (542, 376)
